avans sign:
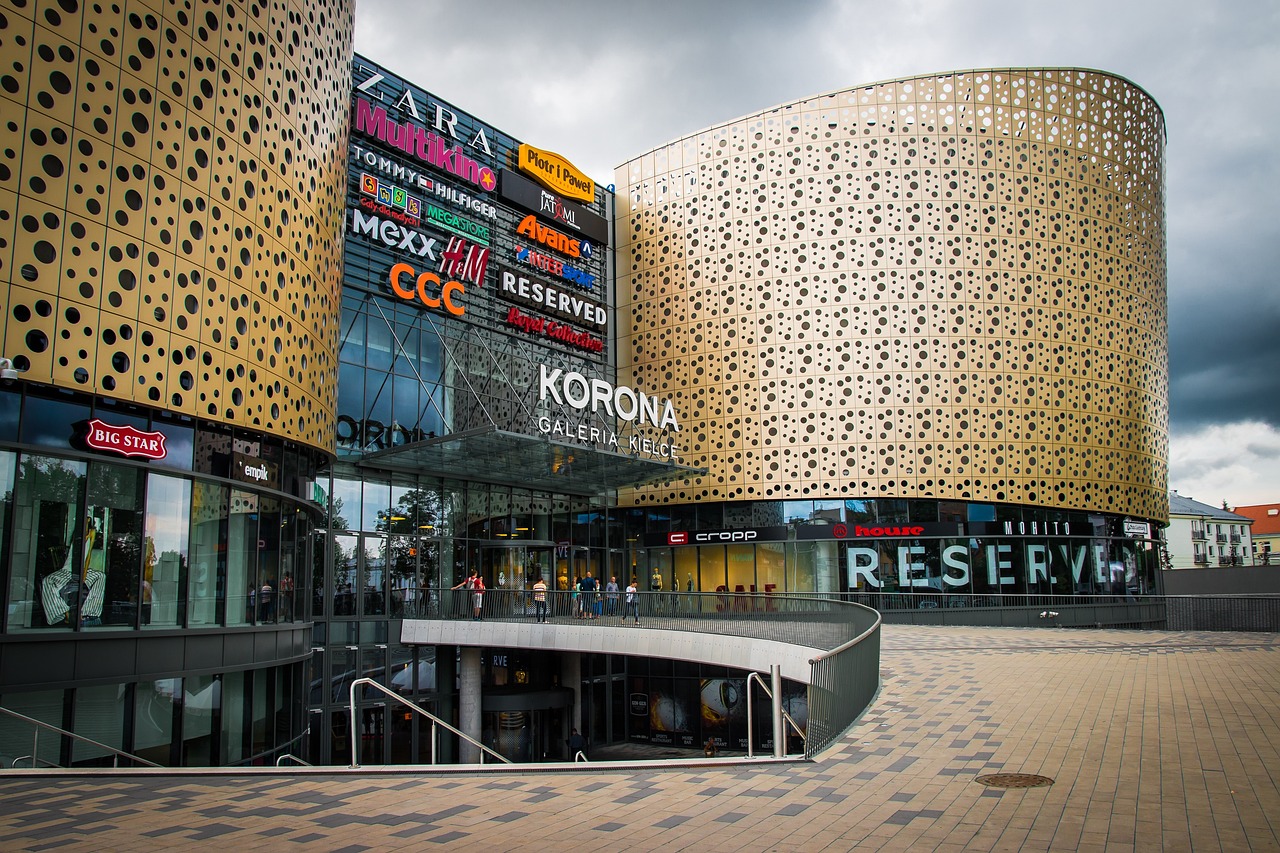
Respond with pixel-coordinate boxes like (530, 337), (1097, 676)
(518, 143), (594, 202)
(516, 214), (580, 258)
(83, 419), (167, 460)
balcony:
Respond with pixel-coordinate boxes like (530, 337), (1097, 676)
(1217, 534), (1228, 543)
(1190, 527), (1207, 541)
(403, 590), (881, 758)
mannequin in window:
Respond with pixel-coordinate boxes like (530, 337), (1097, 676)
(40, 515), (106, 626)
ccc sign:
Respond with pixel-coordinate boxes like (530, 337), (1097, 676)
(389, 262), (466, 317)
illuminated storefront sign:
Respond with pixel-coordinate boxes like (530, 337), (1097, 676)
(499, 170), (608, 245)
(439, 237), (489, 287)
(232, 451), (279, 489)
(352, 145), (499, 219)
(505, 306), (603, 353)
(81, 419), (167, 460)
(846, 542), (1114, 590)
(354, 98), (496, 192)
(349, 208), (437, 259)
(514, 245), (595, 290)
(388, 262), (466, 317)
(354, 67), (494, 155)
(516, 214), (581, 258)
(498, 268), (606, 331)
(517, 143), (594, 202)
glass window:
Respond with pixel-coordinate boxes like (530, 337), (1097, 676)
(0, 451), (13, 612)
(226, 490), (258, 626)
(8, 454), (87, 631)
(133, 679), (178, 765)
(220, 671), (248, 766)
(21, 393), (88, 449)
(71, 683), (127, 765)
(82, 462), (146, 629)
(256, 497), (282, 624)
(144, 474), (191, 628)
(151, 419), (194, 471)
(181, 675), (217, 765)
(0, 688), (65, 767)
(188, 482), (228, 627)
(0, 386), (20, 441)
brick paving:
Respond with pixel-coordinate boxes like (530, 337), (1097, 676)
(0, 625), (1277, 852)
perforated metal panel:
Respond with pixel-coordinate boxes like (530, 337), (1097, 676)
(0, 0), (353, 452)
(617, 69), (1167, 520)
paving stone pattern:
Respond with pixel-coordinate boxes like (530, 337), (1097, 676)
(0, 626), (1277, 852)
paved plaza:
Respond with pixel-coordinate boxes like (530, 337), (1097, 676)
(1, 625), (1277, 852)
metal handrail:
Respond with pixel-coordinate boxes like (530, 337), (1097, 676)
(745, 670), (806, 759)
(276, 753), (312, 767)
(573, 751), (589, 762)
(347, 677), (511, 768)
(0, 706), (162, 769)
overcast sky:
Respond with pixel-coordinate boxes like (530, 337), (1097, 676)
(354, 0), (1280, 508)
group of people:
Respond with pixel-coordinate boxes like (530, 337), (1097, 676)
(456, 571), (644, 623)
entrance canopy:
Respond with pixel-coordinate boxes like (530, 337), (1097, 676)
(357, 427), (704, 495)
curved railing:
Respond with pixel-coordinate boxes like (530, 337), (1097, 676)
(403, 590), (882, 760)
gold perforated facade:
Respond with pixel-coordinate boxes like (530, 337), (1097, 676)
(617, 68), (1167, 522)
(0, 0), (352, 452)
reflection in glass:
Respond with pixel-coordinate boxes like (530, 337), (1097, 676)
(144, 474), (191, 628)
(8, 454), (87, 631)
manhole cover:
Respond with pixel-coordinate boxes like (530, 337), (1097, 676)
(975, 773), (1054, 789)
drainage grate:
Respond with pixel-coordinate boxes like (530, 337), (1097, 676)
(975, 773), (1054, 789)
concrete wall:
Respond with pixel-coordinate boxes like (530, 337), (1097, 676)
(1162, 567), (1280, 596)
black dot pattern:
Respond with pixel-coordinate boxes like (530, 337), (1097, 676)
(618, 69), (1168, 520)
(0, 0), (353, 450)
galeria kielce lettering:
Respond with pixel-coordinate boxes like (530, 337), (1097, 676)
(354, 98), (496, 193)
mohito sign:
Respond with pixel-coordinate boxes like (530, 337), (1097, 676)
(82, 419), (167, 460)
(354, 98), (496, 193)
(517, 143), (594, 202)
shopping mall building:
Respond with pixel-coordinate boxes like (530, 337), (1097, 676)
(0, 0), (1167, 766)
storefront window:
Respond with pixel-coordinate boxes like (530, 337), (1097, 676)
(227, 490), (258, 626)
(144, 474), (191, 628)
(21, 393), (88, 449)
(220, 671), (248, 765)
(83, 462), (145, 629)
(8, 454), (87, 631)
(188, 482), (228, 626)
(256, 497), (282, 623)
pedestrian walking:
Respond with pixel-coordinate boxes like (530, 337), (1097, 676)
(533, 575), (548, 622)
(624, 578), (640, 624)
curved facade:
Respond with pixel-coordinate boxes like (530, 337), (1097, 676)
(0, 0), (353, 767)
(0, 0), (348, 451)
(617, 68), (1167, 522)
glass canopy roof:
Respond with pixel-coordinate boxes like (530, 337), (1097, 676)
(356, 427), (704, 496)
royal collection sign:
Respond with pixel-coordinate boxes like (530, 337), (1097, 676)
(517, 143), (594, 202)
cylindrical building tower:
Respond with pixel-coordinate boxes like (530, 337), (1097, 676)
(617, 68), (1167, 523)
(0, 0), (352, 766)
